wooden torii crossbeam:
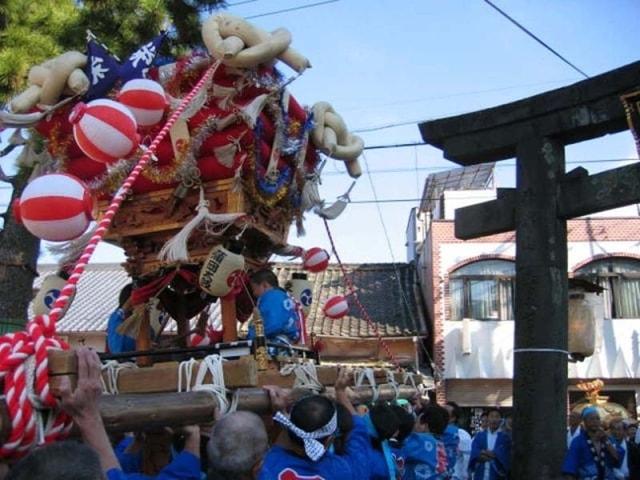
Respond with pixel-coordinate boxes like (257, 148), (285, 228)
(419, 60), (640, 480)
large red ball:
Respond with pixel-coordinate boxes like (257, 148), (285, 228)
(16, 173), (94, 242)
(70, 99), (139, 164)
(117, 79), (167, 127)
(323, 295), (349, 319)
(303, 247), (330, 273)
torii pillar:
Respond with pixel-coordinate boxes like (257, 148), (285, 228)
(420, 60), (640, 479)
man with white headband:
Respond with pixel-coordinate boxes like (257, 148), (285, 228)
(259, 368), (371, 480)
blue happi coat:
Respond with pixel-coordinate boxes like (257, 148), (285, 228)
(442, 424), (460, 478)
(561, 430), (623, 480)
(402, 432), (448, 480)
(248, 288), (300, 342)
(469, 430), (510, 480)
(106, 451), (201, 480)
(260, 414), (372, 480)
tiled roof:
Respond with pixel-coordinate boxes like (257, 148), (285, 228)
(33, 264), (130, 333)
(272, 263), (427, 338)
(34, 262), (427, 338)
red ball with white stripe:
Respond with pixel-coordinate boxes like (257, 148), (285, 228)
(303, 247), (330, 273)
(117, 79), (168, 127)
(323, 295), (349, 319)
(13, 173), (94, 241)
(69, 99), (139, 164)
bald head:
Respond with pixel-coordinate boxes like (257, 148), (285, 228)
(208, 411), (268, 479)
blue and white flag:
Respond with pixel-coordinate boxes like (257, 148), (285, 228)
(84, 32), (166, 101)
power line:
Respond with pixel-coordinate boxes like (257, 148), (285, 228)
(483, 0), (589, 79)
(364, 142), (425, 150)
(228, 0), (260, 6)
(323, 157), (639, 176)
(245, 0), (339, 19)
(353, 117), (440, 133)
(342, 78), (576, 113)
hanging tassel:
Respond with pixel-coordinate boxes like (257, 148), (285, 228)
(296, 216), (306, 237)
(157, 187), (245, 263)
(237, 94), (269, 129)
(232, 154), (247, 192)
(316, 181), (356, 220)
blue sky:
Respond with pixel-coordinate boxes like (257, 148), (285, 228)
(5, 0), (640, 264)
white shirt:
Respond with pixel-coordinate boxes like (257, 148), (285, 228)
(454, 427), (472, 480)
(483, 430), (498, 480)
(567, 427), (581, 449)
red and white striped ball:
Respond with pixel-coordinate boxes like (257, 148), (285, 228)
(303, 247), (330, 273)
(117, 79), (168, 127)
(14, 173), (94, 241)
(189, 332), (211, 348)
(69, 99), (139, 164)
(323, 295), (349, 319)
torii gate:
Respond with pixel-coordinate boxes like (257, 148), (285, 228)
(419, 60), (640, 479)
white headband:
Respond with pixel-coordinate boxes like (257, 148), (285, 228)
(273, 410), (338, 461)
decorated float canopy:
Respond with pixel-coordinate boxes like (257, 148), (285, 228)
(4, 13), (363, 266)
(0, 13), (427, 463)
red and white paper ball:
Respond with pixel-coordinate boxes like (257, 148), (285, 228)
(323, 295), (349, 319)
(69, 99), (138, 164)
(303, 247), (330, 273)
(117, 79), (168, 127)
(13, 173), (94, 241)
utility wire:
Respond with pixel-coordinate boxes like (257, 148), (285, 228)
(483, 0), (589, 79)
(363, 152), (443, 379)
(228, 0), (260, 6)
(245, 0), (339, 19)
(323, 157), (640, 176)
(342, 78), (576, 113)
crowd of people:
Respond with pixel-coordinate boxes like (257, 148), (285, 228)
(2, 346), (640, 480)
(3, 272), (639, 479)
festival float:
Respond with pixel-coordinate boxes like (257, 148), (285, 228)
(0, 13), (424, 465)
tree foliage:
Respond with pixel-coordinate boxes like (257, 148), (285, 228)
(0, 0), (226, 102)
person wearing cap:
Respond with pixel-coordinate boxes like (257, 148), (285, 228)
(258, 368), (371, 480)
(562, 406), (624, 480)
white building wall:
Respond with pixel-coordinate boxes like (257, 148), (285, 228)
(440, 240), (640, 381)
(442, 190), (497, 220)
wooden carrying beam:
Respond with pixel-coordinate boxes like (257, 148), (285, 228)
(419, 60), (640, 164)
(46, 351), (422, 395)
(0, 386), (419, 436)
(48, 351), (259, 394)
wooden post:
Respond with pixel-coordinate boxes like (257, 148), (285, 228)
(175, 292), (188, 348)
(419, 64), (640, 478)
(136, 307), (153, 367)
(221, 295), (238, 342)
(512, 137), (568, 479)
(252, 308), (269, 371)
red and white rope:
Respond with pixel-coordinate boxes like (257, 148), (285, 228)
(322, 218), (400, 368)
(0, 60), (220, 458)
